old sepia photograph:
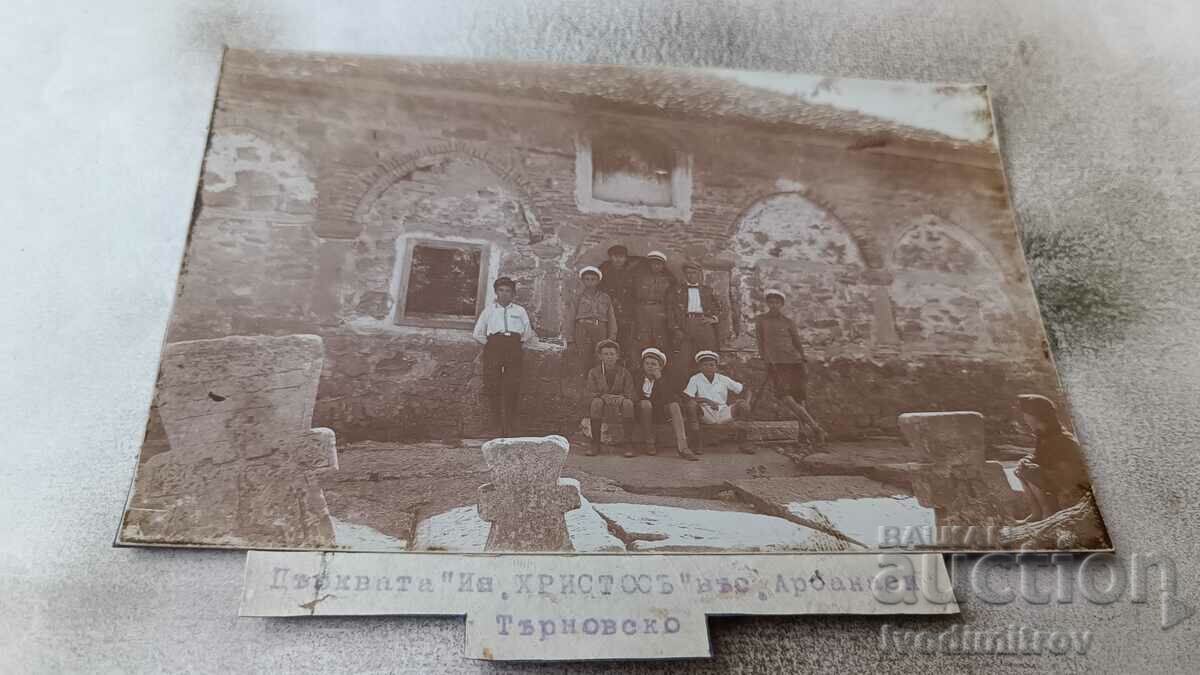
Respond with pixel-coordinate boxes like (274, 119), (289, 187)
(117, 49), (1110, 553)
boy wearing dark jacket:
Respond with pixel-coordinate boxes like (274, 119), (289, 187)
(585, 339), (637, 457)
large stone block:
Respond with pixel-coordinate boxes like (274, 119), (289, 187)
(123, 334), (339, 548)
(895, 410), (1023, 538)
(909, 460), (1017, 532)
(155, 334), (325, 463)
(898, 411), (985, 466)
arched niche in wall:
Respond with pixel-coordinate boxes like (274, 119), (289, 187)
(329, 150), (549, 332)
(889, 215), (1017, 354)
(730, 192), (875, 352)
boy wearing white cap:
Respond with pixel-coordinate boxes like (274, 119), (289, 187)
(632, 250), (676, 364)
(754, 289), (827, 451)
(635, 347), (698, 460)
(565, 266), (617, 376)
(683, 350), (754, 454)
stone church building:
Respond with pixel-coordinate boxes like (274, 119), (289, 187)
(162, 50), (1062, 443)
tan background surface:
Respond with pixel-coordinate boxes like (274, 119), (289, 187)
(2, 0), (1197, 671)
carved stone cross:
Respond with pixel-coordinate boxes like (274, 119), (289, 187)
(477, 435), (581, 552)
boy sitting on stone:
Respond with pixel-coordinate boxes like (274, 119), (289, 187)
(635, 348), (698, 461)
(585, 339), (637, 457)
(682, 351), (754, 454)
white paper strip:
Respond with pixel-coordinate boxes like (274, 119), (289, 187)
(241, 551), (956, 661)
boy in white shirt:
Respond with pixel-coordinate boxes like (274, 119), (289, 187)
(682, 350), (754, 454)
(472, 276), (537, 436)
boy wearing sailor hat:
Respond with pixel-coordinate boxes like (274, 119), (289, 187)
(754, 289), (827, 452)
(634, 347), (698, 460)
(631, 250), (676, 366)
(565, 265), (618, 376)
(682, 350), (754, 454)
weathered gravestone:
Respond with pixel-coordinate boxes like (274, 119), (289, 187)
(898, 411), (1015, 539)
(477, 435), (580, 552)
(120, 334), (338, 548)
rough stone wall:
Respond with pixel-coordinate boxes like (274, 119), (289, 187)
(168, 127), (321, 340)
(726, 351), (1062, 440)
(158, 54), (1062, 443)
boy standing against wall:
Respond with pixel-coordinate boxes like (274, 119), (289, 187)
(472, 276), (537, 436)
(565, 266), (618, 376)
(754, 289), (826, 452)
(632, 250), (676, 365)
(599, 244), (638, 365)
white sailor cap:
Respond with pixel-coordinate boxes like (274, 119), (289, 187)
(641, 347), (667, 366)
(578, 265), (603, 280)
(694, 350), (720, 364)
(646, 250), (667, 262)
(764, 289), (787, 301)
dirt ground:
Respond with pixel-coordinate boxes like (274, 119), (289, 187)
(316, 434), (936, 544)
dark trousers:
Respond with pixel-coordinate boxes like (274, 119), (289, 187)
(614, 311), (635, 367)
(572, 319), (609, 375)
(677, 314), (720, 364)
(483, 334), (523, 435)
(634, 303), (671, 362)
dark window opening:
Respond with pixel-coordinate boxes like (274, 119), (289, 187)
(396, 240), (489, 328)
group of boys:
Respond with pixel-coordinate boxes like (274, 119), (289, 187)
(472, 246), (827, 459)
(567, 245), (724, 376)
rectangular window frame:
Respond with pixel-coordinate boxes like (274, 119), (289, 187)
(574, 135), (693, 222)
(393, 237), (492, 330)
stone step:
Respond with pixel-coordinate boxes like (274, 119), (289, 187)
(578, 418), (800, 447)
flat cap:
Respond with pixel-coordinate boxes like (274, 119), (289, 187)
(594, 339), (621, 354)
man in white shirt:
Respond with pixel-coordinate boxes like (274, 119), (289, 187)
(473, 276), (537, 436)
(682, 350), (754, 454)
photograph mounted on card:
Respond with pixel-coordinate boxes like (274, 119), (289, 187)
(116, 49), (1110, 553)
